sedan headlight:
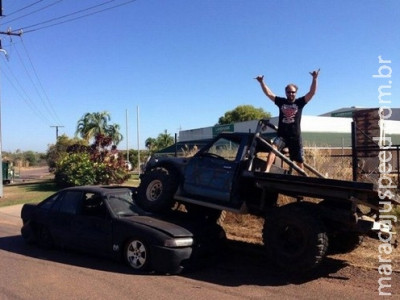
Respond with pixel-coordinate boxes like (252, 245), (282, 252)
(164, 237), (193, 247)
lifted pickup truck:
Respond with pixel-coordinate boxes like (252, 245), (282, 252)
(137, 119), (398, 272)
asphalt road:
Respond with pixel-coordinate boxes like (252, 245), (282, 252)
(0, 205), (399, 299)
(12, 166), (51, 183)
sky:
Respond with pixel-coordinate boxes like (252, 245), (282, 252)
(0, 0), (398, 153)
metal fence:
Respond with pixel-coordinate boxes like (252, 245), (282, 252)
(328, 145), (400, 188)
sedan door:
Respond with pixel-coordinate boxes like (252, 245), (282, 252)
(75, 216), (112, 254)
(50, 190), (85, 248)
(50, 191), (112, 253)
(70, 194), (113, 254)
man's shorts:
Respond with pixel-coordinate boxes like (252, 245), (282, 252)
(272, 136), (304, 163)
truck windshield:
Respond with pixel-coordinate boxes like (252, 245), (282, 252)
(206, 137), (240, 161)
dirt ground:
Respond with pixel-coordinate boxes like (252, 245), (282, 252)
(221, 212), (399, 272)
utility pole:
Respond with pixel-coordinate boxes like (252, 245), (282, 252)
(50, 125), (64, 141)
(0, 48), (4, 197)
(126, 109), (129, 162)
(137, 106), (140, 174)
(0, 6), (22, 197)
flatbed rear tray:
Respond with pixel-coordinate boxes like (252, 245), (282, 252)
(242, 171), (380, 206)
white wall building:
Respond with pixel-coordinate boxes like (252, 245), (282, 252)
(178, 108), (400, 147)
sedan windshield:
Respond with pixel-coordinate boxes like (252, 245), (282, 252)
(107, 191), (146, 217)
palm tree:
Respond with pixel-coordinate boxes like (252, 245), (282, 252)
(145, 137), (156, 152)
(106, 124), (123, 145)
(156, 130), (174, 150)
(145, 131), (174, 153)
(75, 112), (111, 143)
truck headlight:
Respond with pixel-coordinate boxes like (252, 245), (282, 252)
(164, 237), (193, 247)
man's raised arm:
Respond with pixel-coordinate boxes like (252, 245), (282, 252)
(304, 69), (320, 103)
(255, 75), (276, 102)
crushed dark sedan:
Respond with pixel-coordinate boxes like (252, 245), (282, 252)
(21, 186), (224, 274)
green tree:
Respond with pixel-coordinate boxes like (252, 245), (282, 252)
(75, 111), (123, 145)
(3, 150), (46, 167)
(46, 135), (87, 170)
(145, 137), (157, 151)
(106, 123), (123, 145)
(156, 130), (174, 150)
(218, 105), (271, 125)
(145, 130), (174, 153)
(23, 151), (38, 166)
(120, 149), (150, 171)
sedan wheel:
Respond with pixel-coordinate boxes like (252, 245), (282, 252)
(124, 239), (150, 271)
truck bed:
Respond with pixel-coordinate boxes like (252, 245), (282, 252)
(242, 170), (393, 209)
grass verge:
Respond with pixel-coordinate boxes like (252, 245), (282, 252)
(1, 181), (59, 207)
(0, 175), (140, 208)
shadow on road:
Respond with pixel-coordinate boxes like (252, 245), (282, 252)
(185, 239), (351, 286)
(0, 234), (135, 275)
(0, 234), (350, 286)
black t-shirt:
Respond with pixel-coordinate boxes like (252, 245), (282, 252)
(274, 96), (307, 139)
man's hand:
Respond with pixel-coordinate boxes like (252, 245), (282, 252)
(255, 75), (264, 82)
(305, 69), (320, 102)
(310, 69), (320, 79)
(254, 75), (275, 101)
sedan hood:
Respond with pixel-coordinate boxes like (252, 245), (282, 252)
(122, 216), (193, 238)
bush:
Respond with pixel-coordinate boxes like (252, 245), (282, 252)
(52, 134), (131, 187)
(54, 151), (131, 187)
(55, 153), (97, 187)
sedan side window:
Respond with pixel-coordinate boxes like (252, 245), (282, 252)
(39, 193), (60, 210)
(83, 193), (107, 218)
(58, 191), (84, 215)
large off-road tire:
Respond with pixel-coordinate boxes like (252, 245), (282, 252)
(137, 167), (179, 213)
(262, 203), (328, 273)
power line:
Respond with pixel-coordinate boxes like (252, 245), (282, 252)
(0, 61), (53, 126)
(12, 0), (137, 34)
(20, 38), (62, 125)
(4, 0), (45, 17)
(11, 40), (61, 125)
(1, 0), (63, 26)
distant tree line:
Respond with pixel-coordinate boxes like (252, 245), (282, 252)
(4, 105), (270, 186)
(144, 105), (271, 153)
(3, 150), (47, 167)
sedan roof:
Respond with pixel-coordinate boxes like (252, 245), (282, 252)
(60, 185), (132, 195)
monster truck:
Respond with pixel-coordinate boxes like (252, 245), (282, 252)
(136, 119), (398, 272)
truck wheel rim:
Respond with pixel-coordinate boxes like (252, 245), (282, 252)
(146, 180), (162, 201)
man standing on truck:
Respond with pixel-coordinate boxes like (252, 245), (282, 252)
(255, 69), (320, 172)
